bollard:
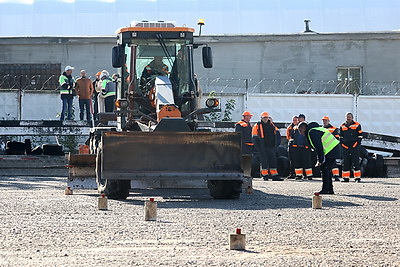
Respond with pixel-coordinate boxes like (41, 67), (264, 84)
(245, 185), (253, 194)
(64, 186), (73, 195)
(144, 198), (157, 221)
(229, 228), (246, 250)
(312, 192), (322, 209)
(98, 194), (108, 210)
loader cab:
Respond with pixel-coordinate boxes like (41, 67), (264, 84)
(112, 21), (212, 129)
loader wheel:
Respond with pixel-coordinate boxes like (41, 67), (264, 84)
(96, 145), (130, 200)
(207, 180), (242, 199)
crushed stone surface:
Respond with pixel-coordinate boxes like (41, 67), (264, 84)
(0, 176), (399, 266)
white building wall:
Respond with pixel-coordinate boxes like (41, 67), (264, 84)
(2, 91), (399, 137)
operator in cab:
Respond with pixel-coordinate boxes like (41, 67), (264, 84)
(140, 56), (169, 90)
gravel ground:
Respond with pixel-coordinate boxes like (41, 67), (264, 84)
(0, 176), (399, 267)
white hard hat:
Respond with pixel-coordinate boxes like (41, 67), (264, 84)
(64, 65), (74, 71)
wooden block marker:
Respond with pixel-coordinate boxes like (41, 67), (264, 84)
(144, 198), (157, 221)
(98, 194), (108, 210)
(64, 186), (73, 195)
(229, 228), (246, 250)
(312, 192), (322, 209)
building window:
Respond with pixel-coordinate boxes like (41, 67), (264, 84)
(0, 63), (61, 90)
(336, 67), (362, 94)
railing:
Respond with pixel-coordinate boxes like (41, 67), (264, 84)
(199, 78), (400, 96)
(1, 75), (400, 96)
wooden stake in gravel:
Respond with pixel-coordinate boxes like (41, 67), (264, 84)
(98, 194), (108, 210)
(64, 186), (73, 195)
(144, 198), (157, 221)
(229, 228), (246, 250)
(312, 192), (322, 209)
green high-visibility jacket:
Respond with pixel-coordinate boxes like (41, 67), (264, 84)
(59, 74), (75, 95)
(308, 127), (339, 155)
(101, 77), (116, 97)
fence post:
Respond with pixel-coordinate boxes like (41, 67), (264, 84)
(245, 78), (249, 111)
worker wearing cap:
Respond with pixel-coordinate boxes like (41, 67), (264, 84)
(322, 116), (341, 181)
(298, 121), (340, 194)
(252, 112), (283, 181)
(286, 115), (299, 179)
(58, 65), (76, 121)
(298, 113), (306, 123)
(290, 115), (313, 180)
(235, 111), (254, 155)
(339, 112), (363, 182)
(100, 70), (116, 112)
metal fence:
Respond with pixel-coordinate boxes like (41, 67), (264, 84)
(199, 78), (400, 96)
(1, 75), (400, 96)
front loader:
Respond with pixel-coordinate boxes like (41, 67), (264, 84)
(85, 21), (246, 199)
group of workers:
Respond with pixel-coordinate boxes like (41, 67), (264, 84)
(58, 66), (117, 121)
(236, 111), (363, 194)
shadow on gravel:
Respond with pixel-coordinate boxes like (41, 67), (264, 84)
(0, 176), (64, 190)
(121, 189), (360, 210)
(343, 194), (398, 202)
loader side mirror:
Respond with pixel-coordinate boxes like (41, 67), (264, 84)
(112, 45), (124, 68)
(202, 46), (213, 68)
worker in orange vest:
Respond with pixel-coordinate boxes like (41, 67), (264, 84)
(235, 111), (254, 155)
(252, 112), (283, 181)
(322, 116), (341, 181)
(339, 112), (363, 182)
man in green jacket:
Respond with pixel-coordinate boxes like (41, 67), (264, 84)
(298, 122), (340, 194)
(59, 66), (75, 120)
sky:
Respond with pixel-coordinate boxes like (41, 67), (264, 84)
(0, 0), (399, 36)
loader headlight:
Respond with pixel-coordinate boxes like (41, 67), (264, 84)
(115, 99), (128, 109)
(205, 98), (219, 108)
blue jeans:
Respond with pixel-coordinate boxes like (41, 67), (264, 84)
(79, 99), (91, 120)
(60, 96), (73, 121)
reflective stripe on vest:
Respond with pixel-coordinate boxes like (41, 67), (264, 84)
(308, 127), (339, 155)
(104, 91), (116, 97)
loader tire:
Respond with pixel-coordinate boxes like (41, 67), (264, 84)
(96, 145), (130, 200)
(207, 180), (242, 199)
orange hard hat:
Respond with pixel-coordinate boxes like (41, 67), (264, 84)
(261, 112), (269, 118)
(242, 111), (253, 116)
(322, 116), (330, 121)
(96, 72), (101, 76)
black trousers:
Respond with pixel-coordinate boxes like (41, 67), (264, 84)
(293, 146), (312, 169)
(259, 146), (277, 170)
(321, 158), (335, 192)
(343, 146), (360, 171)
(104, 96), (116, 112)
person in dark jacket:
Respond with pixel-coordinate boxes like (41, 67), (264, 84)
(298, 121), (340, 194)
(339, 112), (363, 182)
(286, 115), (299, 179)
(235, 111), (254, 155)
(252, 112), (283, 181)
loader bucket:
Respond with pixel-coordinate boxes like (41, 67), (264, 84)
(99, 131), (243, 181)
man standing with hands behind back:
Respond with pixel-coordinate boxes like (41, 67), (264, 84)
(75, 70), (94, 121)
